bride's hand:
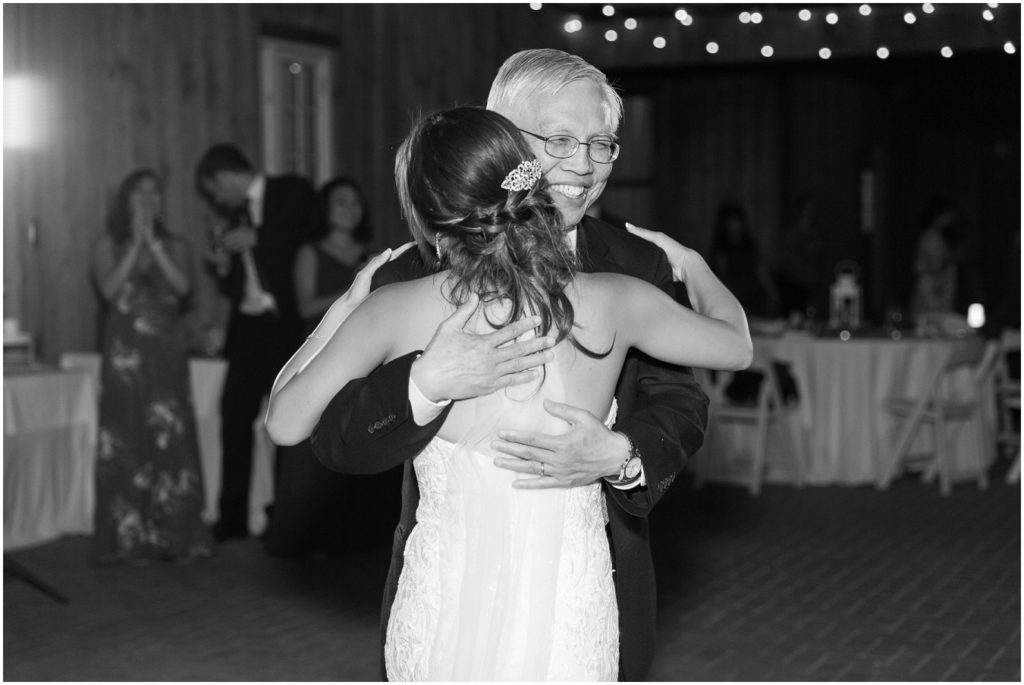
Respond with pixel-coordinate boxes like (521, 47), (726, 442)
(625, 222), (700, 284)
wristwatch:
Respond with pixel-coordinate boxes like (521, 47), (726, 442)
(608, 431), (643, 486)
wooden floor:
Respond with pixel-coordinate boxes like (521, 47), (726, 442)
(3, 463), (1020, 681)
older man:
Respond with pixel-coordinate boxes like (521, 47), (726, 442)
(310, 49), (708, 681)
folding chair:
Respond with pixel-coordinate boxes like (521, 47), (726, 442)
(694, 359), (807, 496)
(877, 339), (999, 495)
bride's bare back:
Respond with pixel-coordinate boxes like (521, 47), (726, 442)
(373, 271), (693, 442)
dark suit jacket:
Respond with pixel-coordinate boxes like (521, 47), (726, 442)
(217, 174), (316, 356)
(310, 216), (709, 681)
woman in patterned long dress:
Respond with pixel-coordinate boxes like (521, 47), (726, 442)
(266, 107), (752, 679)
(90, 169), (213, 564)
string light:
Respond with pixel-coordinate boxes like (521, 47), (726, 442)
(653, 36), (667, 49)
(987, 2), (999, 7)
(819, 47), (832, 59)
(739, 11), (751, 24)
(876, 46), (890, 59)
(681, 14), (693, 26)
(563, 18), (582, 33)
(940, 45), (953, 58)
(674, 9), (687, 22)
(922, 3), (935, 14)
(761, 45), (774, 57)
(605, 29), (618, 41)
(706, 41), (719, 54)
(602, 5), (615, 17)
(859, 4), (872, 16)
(1004, 41), (1017, 54)
(799, 9), (812, 21)
(751, 11), (763, 24)
(529, 2), (542, 10)
(982, 9), (994, 21)
(826, 12), (839, 25)
(904, 12), (917, 24)
(624, 17), (637, 30)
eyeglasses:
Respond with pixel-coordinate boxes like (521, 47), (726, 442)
(518, 128), (620, 164)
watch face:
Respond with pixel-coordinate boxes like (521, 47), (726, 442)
(624, 457), (642, 479)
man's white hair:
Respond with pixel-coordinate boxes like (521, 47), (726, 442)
(486, 49), (624, 132)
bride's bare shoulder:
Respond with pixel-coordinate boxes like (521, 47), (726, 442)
(359, 273), (446, 320)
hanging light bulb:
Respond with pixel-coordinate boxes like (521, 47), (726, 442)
(876, 46), (890, 59)
(563, 18), (583, 33)
(922, 3), (935, 14)
(739, 11), (751, 23)
(674, 9), (687, 22)
(1004, 41), (1016, 54)
(859, 4), (872, 16)
(605, 29), (618, 42)
(624, 17), (638, 30)
(751, 11), (763, 24)
(653, 36), (667, 49)
(819, 47), (832, 59)
(602, 5), (615, 17)
(706, 41), (719, 54)
(799, 8), (812, 21)
(904, 11), (917, 24)
(982, 9), (995, 20)
(681, 14), (693, 26)
(826, 12), (839, 24)
(940, 45), (953, 58)
(761, 45), (774, 57)
(529, 2), (542, 10)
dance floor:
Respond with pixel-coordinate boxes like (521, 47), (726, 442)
(3, 464), (1020, 681)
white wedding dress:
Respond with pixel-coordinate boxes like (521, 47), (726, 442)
(384, 358), (619, 681)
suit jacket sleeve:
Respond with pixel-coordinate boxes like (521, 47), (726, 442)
(309, 350), (453, 474)
(605, 249), (710, 518)
(308, 248), (450, 474)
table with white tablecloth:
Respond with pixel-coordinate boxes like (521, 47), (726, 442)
(4, 356), (275, 551)
(699, 332), (996, 486)
(3, 368), (98, 551)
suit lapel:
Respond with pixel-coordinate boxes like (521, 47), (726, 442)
(576, 217), (617, 274)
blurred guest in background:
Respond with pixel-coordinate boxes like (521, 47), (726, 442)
(90, 169), (213, 564)
(264, 176), (400, 557)
(195, 144), (315, 542)
(294, 177), (373, 321)
(709, 202), (779, 317)
(909, 198), (979, 321)
(774, 194), (825, 320)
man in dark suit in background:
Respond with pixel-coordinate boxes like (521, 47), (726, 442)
(310, 49), (709, 681)
(195, 144), (315, 543)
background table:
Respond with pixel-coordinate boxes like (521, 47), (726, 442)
(4, 355), (275, 551)
(4, 368), (97, 551)
(699, 332), (996, 486)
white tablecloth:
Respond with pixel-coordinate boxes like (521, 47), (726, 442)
(3, 355), (275, 551)
(700, 332), (996, 486)
(3, 368), (98, 551)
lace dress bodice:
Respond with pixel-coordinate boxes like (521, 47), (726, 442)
(384, 361), (619, 681)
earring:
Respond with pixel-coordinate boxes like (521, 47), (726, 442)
(435, 237), (442, 262)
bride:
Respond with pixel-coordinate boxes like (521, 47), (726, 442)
(266, 106), (751, 680)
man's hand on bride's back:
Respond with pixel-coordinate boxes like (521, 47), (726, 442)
(489, 399), (626, 489)
(625, 222), (701, 283)
(410, 293), (557, 403)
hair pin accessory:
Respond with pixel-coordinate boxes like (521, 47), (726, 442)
(500, 159), (543, 192)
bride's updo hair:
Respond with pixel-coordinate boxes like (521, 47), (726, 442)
(396, 106), (582, 346)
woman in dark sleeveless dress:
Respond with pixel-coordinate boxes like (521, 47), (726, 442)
(264, 177), (400, 556)
(90, 169), (213, 564)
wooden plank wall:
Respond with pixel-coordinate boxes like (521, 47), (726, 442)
(2, 3), (561, 361)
